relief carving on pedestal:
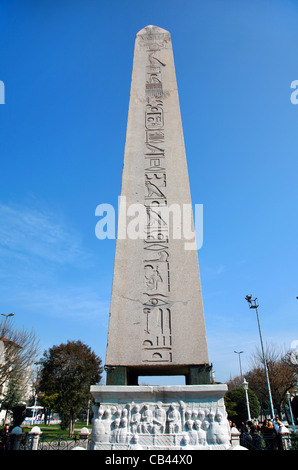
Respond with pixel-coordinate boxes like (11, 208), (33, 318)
(91, 401), (231, 449)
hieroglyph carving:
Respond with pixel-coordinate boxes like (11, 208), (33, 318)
(141, 31), (173, 364)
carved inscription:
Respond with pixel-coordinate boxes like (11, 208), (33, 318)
(141, 32), (172, 364)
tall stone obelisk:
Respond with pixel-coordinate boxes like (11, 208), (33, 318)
(105, 25), (210, 386)
(90, 26), (232, 451)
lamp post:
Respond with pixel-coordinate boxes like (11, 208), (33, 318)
(245, 295), (275, 419)
(286, 391), (296, 433)
(1, 313), (14, 334)
(242, 378), (251, 421)
(234, 350), (244, 381)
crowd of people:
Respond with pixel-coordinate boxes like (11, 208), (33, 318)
(0, 424), (10, 451)
(230, 417), (288, 450)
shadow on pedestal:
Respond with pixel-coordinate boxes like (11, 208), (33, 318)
(105, 364), (212, 386)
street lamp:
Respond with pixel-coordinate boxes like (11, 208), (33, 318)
(1, 313), (14, 333)
(245, 295), (275, 419)
(242, 378), (251, 421)
(234, 350), (244, 381)
(286, 391), (296, 433)
(1, 313), (14, 318)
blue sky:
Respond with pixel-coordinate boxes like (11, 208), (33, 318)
(0, 0), (297, 384)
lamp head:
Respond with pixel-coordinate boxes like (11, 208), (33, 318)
(242, 378), (248, 390)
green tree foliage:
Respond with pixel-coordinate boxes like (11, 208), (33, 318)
(1, 376), (24, 412)
(38, 340), (103, 435)
(225, 387), (260, 428)
(224, 394), (237, 421)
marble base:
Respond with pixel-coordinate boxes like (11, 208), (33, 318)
(90, 384), (232, 450)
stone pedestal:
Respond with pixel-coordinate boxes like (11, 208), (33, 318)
(90, 385), (231, 450)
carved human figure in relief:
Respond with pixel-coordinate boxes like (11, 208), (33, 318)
(141, 404), (153, 433)
(167, 403), (181, 433)
(118, 409), (128, 444)
(130, 405), (141, 434)
(111, 409), (121, 443)
(197, 408), (209, 431)
(184, 413), (197, 446)
(152, 403), (166, 434)
(215, 410), (230, 446)
(91, 407), (105, 443)
(194, 419), (207, 446)
(183, 409), (193, 431)
(103, 408), (112, 440)
(206, 411), (219, 445)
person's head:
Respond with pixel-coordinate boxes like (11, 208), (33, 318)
(194, 419), (202, 430)
(185, 419), (193, 430)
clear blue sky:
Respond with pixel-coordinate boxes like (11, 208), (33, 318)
(0, 0), (297, 384)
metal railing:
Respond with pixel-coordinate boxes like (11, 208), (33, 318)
(0, 427), (91, 451)
(33, 433), (90, 451)
(2, 426), (297, 450)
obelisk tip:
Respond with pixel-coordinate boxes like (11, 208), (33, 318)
(137, 25), (170, 36)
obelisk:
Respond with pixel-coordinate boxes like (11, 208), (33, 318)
(105, 25), (210, 386)
(90, 26), (232, 451)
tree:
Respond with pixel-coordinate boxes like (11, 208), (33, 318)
(38, 340), (103, 435)
(246, 344), (297, 416)
(224, 394), (237, 422)
(1, 375), (25, 412)
(0, 316), (40, 409)
(225, 387), (260, 428)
